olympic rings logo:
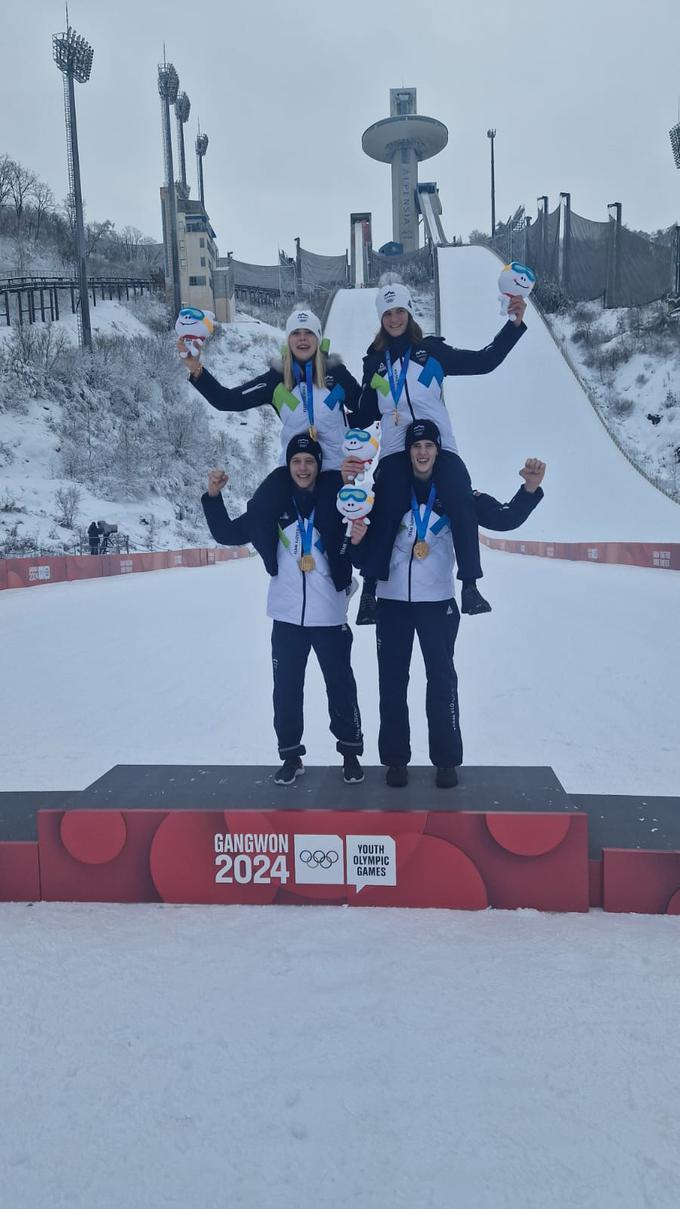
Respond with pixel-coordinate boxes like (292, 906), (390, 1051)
(299, 849), (339, 870)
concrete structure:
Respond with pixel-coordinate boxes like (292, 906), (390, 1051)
(362, 88), (448, 253)
(350, 212), (372, 286)
(159, 188), (229, 317)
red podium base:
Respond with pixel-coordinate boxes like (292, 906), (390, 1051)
(2, 767), (678, 914)
(35, 806), (589, 911)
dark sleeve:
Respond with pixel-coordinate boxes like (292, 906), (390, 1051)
(352, 356), (381, 427)
(433, 321), (526, 377)
(334, 364), (362, 425)
(201, 492), (253, 545)
(191, 366), (279, 413)
(347, 535), (370, 571)
(474, 484), (544, 532)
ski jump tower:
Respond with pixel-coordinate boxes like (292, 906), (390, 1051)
(362, 88), (448, 253)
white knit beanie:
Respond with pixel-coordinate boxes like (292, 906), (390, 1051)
(285, 307), (322, 342)
(375, 283), (414, 321)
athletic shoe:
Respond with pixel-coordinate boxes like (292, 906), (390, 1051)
(343, 755), (365, 784)
(355, 589), (377, 626)
(435, 766), (459, 789)
(274, 757), (304, 786)
(385, 765), (408, 788)
(461, 584), (492, 615)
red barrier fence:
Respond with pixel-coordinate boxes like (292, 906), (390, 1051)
(3, 538), (677, 593)
(0, 546), (252, 592)
(480, 535), (680, 571)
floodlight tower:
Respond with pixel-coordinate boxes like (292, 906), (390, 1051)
(670, 120), (680, 170)
(670, 117), (680, 295)
(362, 88), (448, 253)
(487, 129), (497, 238)
(196, 127), (209, 209)
(52, 8), (94, 350)
(158, 57), (181, 315)
(175, 91), (191, 199)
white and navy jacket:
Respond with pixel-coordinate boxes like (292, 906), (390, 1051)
(356, 324), (526, 460)
(191, 355), (361, 472)
(377, 486), (455, 603)
(355, 479), (544, 604)
(202, 484), (352, 628)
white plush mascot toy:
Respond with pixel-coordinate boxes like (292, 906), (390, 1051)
(341, 423), (380, 483)
(175, 306), (216, 357)
(336, 484), (375, 535)
(498, 262), (536, 322)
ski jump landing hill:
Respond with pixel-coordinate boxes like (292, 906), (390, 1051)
(327, 244), (680, 569)
(2, 249), (679, 917)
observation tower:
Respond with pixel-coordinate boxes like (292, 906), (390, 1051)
(362, 88), (448, 253)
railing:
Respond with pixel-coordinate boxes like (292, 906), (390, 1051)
(1, 276), (156, 327)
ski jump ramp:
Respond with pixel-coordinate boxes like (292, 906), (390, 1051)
(437, 245), (679, 542)
(327, 247), (679, 542)
(325, 285), (378, 374)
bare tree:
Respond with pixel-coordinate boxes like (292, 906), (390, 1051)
(8, 160), (38, 232)
(86, 218), (115, 259)
(28, 180), (55, 243)
(0, 154), (14, 209)
(54, 484), (82, 529)
(119, 225), (145, 262)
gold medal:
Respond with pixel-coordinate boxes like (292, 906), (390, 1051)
(299, 554), (316, 572)
(308, 424), (318, 441)
(413, 540), (430, 560)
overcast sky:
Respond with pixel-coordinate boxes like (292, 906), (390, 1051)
(2, 0), (679, 264)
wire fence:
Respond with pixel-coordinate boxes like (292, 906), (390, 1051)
(488, 200), (680, 308)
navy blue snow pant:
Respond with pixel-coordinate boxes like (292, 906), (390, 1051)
(376, 598), (462, 768)
(363, 451), (483, 583)
(271, 621), (364, 760)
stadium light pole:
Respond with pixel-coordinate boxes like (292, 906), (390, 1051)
(196, 126), (209, 210)
(670, 120), (680, 170)
(158, 58), (182, 315)
(175, 91), (191, 198)
(487, 129), (496, 240)
(52, 8), (94, 350)
(669, 120), (680, 293)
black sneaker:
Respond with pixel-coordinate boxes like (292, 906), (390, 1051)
(385, 765), (408, 788)
(274, 757), (304, 786)
(436, 766), (459, 789)
(343, 755), (365, 784)
(461, 584), (492, 615)
(355, 590), (377, 626)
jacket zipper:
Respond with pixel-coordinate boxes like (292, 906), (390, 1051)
(407, 538), (415, 603)
(403, 375), (417, 423)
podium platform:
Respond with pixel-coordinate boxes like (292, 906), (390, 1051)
(1, 766), (679, 913)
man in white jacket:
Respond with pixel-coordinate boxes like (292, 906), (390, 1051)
(351, 419), (545, 788)
(202, 434), (364, 786)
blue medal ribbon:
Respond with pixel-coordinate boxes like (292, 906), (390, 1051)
(385, 348), (411, 408)
(410, 485), (436, 543)
(294, 504), (315, 557)
(293, 360), (315, 430)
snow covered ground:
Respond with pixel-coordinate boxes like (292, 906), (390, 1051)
(1, 549), (679, 795)
(2, 901), (680, 1209)
(549, 299), (680, 502)
(0, 303), (283, 555)
(3, 266), (680, 1209)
